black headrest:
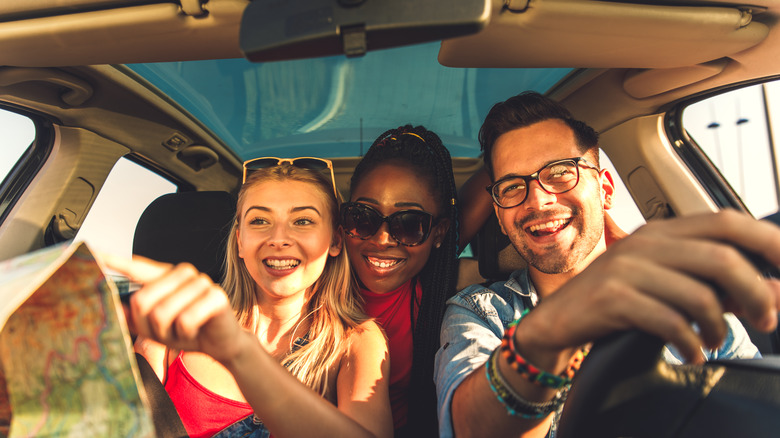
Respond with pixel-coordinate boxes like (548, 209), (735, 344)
(476, 212), (526, 281)
(133, 191), (236, 283)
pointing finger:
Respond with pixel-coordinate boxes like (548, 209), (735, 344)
(102, 254), (173, 283)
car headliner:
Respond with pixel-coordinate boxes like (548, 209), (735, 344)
(2, 0), (779, 150)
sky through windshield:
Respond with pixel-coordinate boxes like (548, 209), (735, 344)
(129, 43), (572, 160)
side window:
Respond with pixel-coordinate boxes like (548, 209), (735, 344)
(682, 81), (780, 218)
(601, 150), (646, 234)
(74, 157), (177, 258)
(0, 108), (35, 184)
(0, 108), (39, 222)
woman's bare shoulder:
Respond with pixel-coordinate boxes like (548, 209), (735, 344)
(346, 320), (388, 355)
(134, 335), (175, 381)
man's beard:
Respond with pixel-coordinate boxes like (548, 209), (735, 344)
(508, 206), (604, 274)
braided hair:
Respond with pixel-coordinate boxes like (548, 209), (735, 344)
(349, 125), (459, 434)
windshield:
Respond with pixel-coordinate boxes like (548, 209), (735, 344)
(128, 42), (572, 160)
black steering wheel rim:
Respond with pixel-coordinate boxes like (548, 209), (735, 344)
(556, 329), (780, 437)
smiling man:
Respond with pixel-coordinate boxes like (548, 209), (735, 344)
(434, 91), (780, 438)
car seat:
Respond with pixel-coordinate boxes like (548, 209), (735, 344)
(131, 190), (236, 438)
(132, 191), (236, 283)
(476, 212), (526, 282)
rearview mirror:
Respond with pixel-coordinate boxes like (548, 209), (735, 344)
(240, 0), (490, 62)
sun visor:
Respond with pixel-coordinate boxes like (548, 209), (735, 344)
(0, 2), (247, 67)
(439, 0), (769, 69)
(240, 0), (490, 62)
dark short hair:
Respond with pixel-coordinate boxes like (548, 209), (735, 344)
(479, 91), (599, 178)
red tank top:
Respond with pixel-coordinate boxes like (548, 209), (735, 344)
(165, 353), (254, 438)
(360, 279), (421, 430)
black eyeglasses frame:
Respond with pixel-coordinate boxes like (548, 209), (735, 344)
(486, 157), (599, 209)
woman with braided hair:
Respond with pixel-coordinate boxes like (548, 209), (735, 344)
(342, 125), (460, 436)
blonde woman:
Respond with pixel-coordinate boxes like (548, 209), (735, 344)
(110, 158), (392, 438)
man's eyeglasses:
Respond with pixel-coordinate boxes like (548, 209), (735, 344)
(243, 157), (338, 199)
(486, 157), (599, 208)
(340, 202), (434, 246)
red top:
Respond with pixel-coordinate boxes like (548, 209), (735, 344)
(165, 353), (254, 438)
(360, 279), (421, 430)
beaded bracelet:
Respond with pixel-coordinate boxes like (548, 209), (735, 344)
(484, 348), (567, 419)
(501, 310), (589, 389)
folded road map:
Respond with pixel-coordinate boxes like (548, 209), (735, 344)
(0, 241), (154, 437)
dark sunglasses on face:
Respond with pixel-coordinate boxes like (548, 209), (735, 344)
(340, 202), (435, 247)
(242, 157), (338, 199)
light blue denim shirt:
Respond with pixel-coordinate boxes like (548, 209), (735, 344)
(434, 269), (760, 438)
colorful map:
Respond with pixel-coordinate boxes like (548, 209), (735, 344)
(0, 242), (154, 437)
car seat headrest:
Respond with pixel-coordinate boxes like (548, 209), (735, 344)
(477, 212), (527, 281)
(133, 191), (236, 284)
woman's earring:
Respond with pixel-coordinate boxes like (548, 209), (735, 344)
(435, 242), (441, 248)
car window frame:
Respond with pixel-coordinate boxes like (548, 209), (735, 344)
(0, 105), (54, 225)
(73, 153), (184, 258)
(664, 75), (780, 214)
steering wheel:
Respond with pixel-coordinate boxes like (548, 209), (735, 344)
(556, 329), (780, 437)
(558, 210), (780, 437)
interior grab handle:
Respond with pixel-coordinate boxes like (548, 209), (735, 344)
(0, 67), (93, 106)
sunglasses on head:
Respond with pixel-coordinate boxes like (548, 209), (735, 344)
(340, 202), (435, 247)
(242, 157), (338, 199)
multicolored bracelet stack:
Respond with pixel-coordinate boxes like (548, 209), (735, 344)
(501, 315), (588, 388)
(484, 310), (589, 419)
(485, 348), (568, 419)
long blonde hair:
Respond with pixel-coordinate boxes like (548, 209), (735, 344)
(222, 164), (367, 395)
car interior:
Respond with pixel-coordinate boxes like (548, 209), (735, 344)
(3, 0), (780, 435)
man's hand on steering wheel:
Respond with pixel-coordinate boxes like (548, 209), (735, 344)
(514, 209), (780, 374)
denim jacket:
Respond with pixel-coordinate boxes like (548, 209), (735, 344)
(433, 269), (760, 438)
